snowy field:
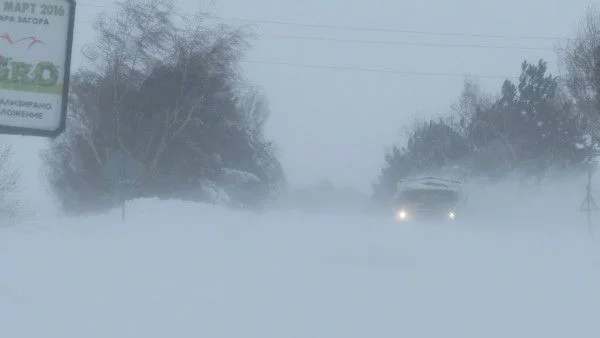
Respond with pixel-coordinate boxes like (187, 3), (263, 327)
(2, 176), (600, 338)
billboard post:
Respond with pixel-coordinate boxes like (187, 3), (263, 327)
(0, 0), (75, 137)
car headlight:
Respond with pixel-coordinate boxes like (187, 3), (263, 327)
(448, 211), (456, 219)
(396, 209), (408, 220)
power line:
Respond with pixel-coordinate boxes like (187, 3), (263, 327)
(65, 43), (519, 79)
(70, 24), (558, 51)
(240, 60), (517, 79)
(202, 15), (571, 42)
(74, 2), (571, 41)
(254, 34), (559, 51)
(67, 3), (563, 79)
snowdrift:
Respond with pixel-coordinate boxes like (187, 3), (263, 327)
(1, 176), (600, 338)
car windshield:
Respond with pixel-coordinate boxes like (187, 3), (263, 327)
(401, 189), (459, 204)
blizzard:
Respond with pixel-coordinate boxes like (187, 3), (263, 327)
(1, 176), (600, 338)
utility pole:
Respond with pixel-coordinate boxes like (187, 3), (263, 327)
(580, 166), (598, 236)
(101, 147), (142, 223)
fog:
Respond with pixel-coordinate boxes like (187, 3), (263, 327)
(2, 0), (600, 336)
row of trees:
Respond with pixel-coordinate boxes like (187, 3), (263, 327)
(38, 0), (286, 215)
(1, 1), (599, 216)
(372, 6), (600, 203)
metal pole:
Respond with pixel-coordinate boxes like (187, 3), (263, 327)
(588, 167), (593, 237)
(120, 150), (126, 222)
(121, 182), (125, 221)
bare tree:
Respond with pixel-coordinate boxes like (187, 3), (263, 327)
(41, 0), (284, 214)
(448, 77), (495, 134)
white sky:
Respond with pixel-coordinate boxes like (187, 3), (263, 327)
(5, 0), (595, 202)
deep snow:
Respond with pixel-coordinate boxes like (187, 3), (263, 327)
(1, 176), (600, 338)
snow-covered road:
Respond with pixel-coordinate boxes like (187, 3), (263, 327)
(2, 178), (600, 338)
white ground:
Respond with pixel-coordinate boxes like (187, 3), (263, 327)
(1, 176), (600, 338)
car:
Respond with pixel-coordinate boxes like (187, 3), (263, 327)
(393, 176), (465, 222)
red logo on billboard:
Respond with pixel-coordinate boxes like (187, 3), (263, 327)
(0, 33), (44, 50)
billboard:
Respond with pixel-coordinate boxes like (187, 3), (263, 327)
(0, 0), (75, 137)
